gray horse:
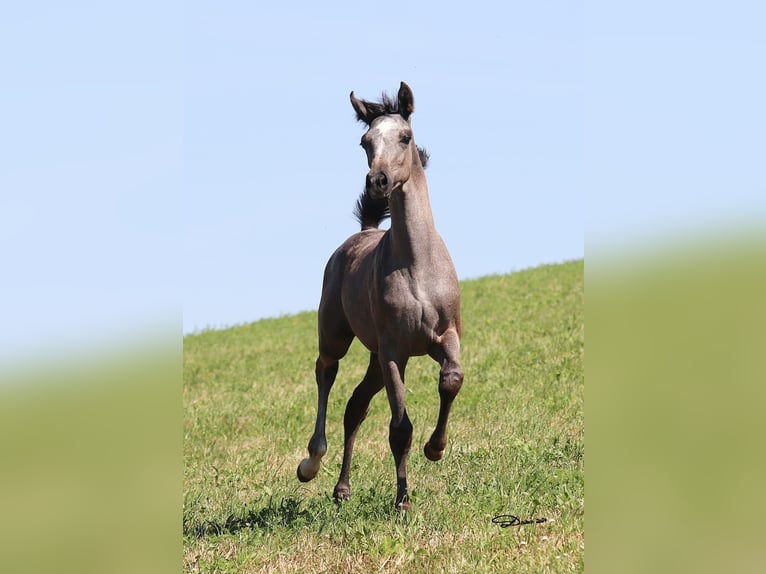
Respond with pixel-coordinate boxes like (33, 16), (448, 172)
(297, 82), (463, 510)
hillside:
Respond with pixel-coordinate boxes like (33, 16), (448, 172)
(183, 259), (584, 573)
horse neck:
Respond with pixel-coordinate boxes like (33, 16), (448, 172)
(387, 149), (438, 265)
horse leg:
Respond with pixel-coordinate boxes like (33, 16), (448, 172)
(297, 353), (343, 482)
(424, 328), (464, 461)
(380, 351), (413, 510)
(333, 352), (384, 501)
(297, 277), (353, 483)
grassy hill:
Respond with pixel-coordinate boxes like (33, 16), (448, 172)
(183, 259), (584, 573)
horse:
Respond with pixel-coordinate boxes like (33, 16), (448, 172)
(297, 82), (463, 510)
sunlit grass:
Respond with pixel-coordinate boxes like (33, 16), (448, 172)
(184, 260), (583, 573)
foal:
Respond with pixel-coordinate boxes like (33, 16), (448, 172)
(297, 82), (463, 510)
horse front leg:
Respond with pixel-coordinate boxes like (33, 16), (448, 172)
(424, 328), (464, 461)
(297, 356), (339, 482)
(380, 352), (413, 510)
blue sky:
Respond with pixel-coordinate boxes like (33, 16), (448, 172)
(1, 3), (182, 365)
(2, 1), (764, 361)
(184, 2), (584, 332)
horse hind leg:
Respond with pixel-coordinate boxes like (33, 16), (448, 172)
(424, 330), (464, 461)
(297, 350), (346, 482)
(298, 270), (354, 483)
(333, 352), (384, 501)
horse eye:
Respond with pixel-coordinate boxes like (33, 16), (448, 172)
(401, 134), (412, 145)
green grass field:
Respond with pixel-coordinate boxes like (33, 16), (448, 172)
(183, 259), (584, 573)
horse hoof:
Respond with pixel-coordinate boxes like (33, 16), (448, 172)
(333, 486), (351, 502)
(396, 497), (412, 511)
(297, 458), (318, 482)
(424, 442), (445, 461)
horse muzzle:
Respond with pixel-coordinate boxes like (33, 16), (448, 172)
(366, 170), (391, 199)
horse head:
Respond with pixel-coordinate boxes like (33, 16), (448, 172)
(350, 82), (420, 199)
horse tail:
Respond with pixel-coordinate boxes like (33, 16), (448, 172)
(353, 191), (390, 230)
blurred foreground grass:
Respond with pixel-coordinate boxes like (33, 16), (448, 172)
(587, 229), (766, 573)
(0, 334), (181, 574)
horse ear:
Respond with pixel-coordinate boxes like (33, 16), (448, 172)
(350, 91), (371, 124)
(398, 82), (415, 120)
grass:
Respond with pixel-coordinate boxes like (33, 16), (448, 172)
(183, 259), (584, 573)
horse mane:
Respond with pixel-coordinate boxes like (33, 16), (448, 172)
(352, 92), (402, 124)
(353, 147), (429, 230)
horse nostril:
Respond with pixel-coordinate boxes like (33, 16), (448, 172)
(366, 171), (389, 193)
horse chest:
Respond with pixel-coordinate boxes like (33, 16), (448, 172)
(379, 270), (454, 337)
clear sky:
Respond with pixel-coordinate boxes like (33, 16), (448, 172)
(2, 1), (764, 361)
